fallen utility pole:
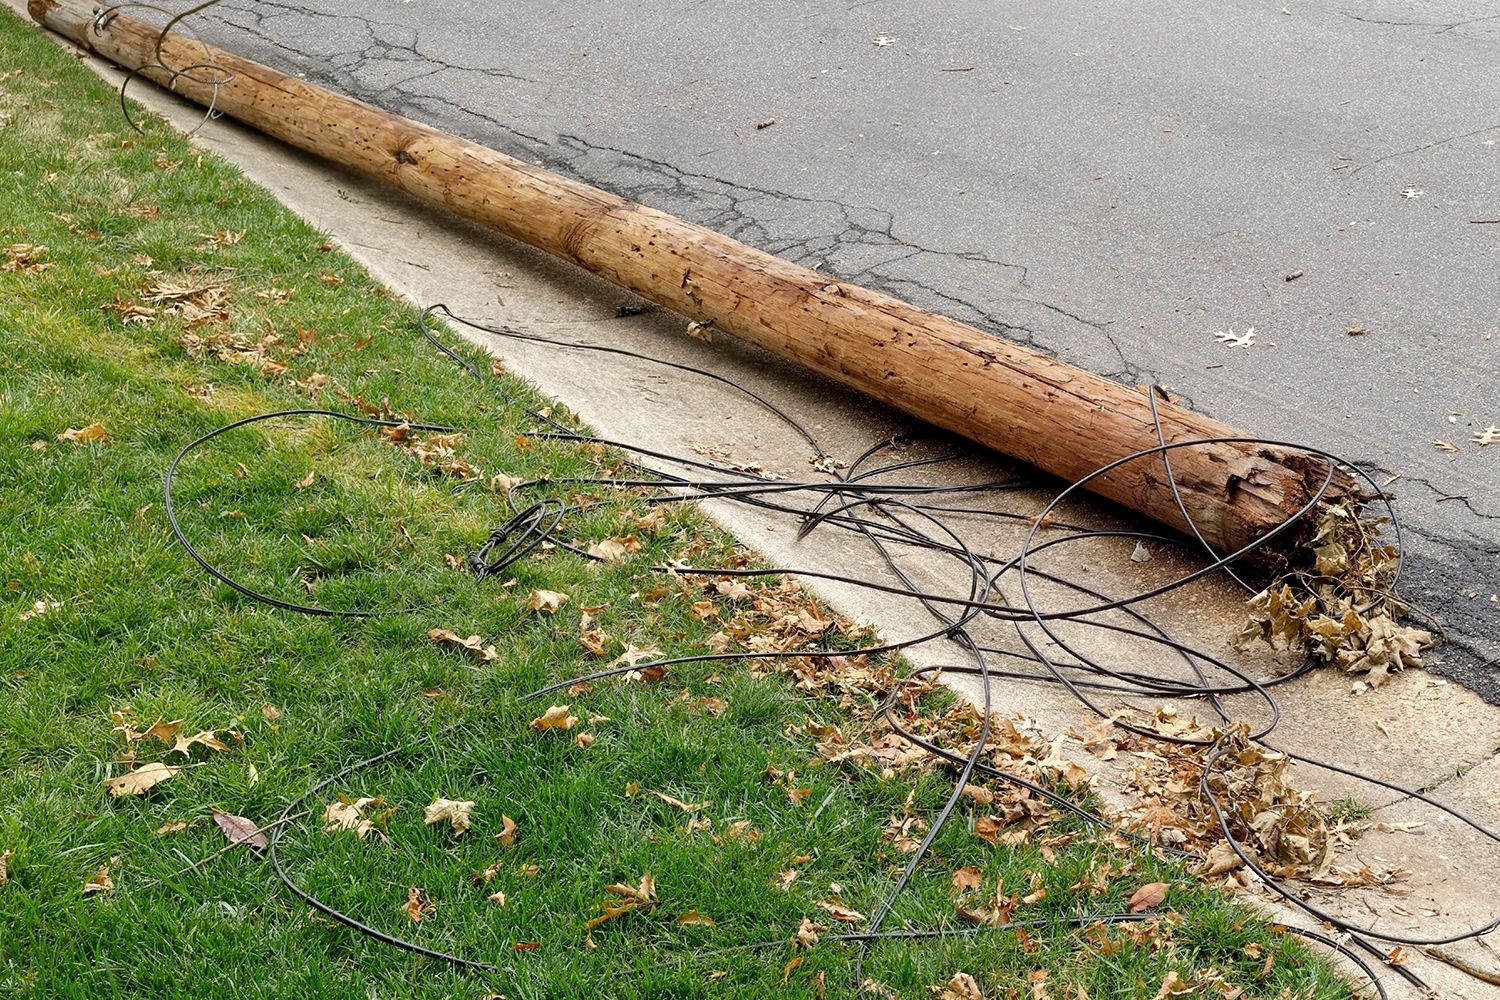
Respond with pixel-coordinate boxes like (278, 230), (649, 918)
(32, 0), (1362, 556)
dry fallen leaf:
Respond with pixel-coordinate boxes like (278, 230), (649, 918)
(57, 423), (109, 444)
(816, 900), (865, 923)
(3, 243), (51, 274)
(676, 911), (716, 927)
(935, 972), (984, 1000)
(1434, 440), (1461, 453)
(651, 790), (708, 812)
(487, 890), (507, 907)
(952, 866), (984, 892)
(103, 761), (180, 797)
(587, 535), (642, 562)
(1475, 425), (1500, 447)
(1127, 881), (1169, 913)
(211, 809), (268, 849)
(83, 862), (114, 895)
(154, 820), (189, 836)
(403, 886), (435, 922)
(530, 705), (579, 731)
(322, 796), (390, 841)
(526, 589), (569, 614)
(0, 849), (12, 886)
(495, 814), (518, 846)
(604, 872), (657, 904)
(17, 599), (61, 621)
(796, 918), (826, 948)
(172, 729), (231, 756)
(424, 798), (476, 835)
(427, 628), (499, 662)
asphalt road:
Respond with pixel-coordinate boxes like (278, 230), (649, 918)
(190, 0), (1498, 693)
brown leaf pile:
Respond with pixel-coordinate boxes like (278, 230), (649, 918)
(1236, 500), (1433, 687)
(144, 279), (230, 328)
(3, 242), (51, 274)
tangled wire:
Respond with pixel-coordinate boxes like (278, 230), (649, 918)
(155, 300), (1500, 999)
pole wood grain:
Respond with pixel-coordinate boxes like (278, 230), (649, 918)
(32, 0), (1361, 556)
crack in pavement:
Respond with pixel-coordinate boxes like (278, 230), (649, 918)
(1346, 121), (1500, 175)
(199, 1), (1158, 387)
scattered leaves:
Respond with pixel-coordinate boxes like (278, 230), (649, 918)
(651, 790), (708, 812)
(3, 243), (51, 274)
(1236, 500), (1432, 687)
(796, 918), (826, 948)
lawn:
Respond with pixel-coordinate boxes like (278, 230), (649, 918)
(0, 8), (1358, 998)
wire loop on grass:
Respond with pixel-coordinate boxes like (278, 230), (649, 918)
(160, 298), (1488, 997)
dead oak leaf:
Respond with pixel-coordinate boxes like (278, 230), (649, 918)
(427, 628), (499, 662)
(816, 900), (865, 923)
(529, 704), (579, 731)
(172, 729), (232, 756)
(3, 243), (52, 274)
(423, 798), (476, 835)
(606, 644), (665, 670)
(103, 762), (180, 797)
(932, 972), (984, 1000)
(403, 886), (435, 922)
(1127, 881), (1169, 913)
(526, 589), (569, 614)
(155, 820), (189, 835)
(650, 790), (708, 812)
(83, 863), (114, 895)
(1475, 425), (1500, 446)
(495, 814), (518, 846)
(604, 872), (657, 904)
(57, 423), (109, 444)
(952, 866), (984, 892)
(796, 918), (826, 948)
(211, 809), (268, 849)
(322, 796), (390, 841)
(588, 535), (642, 562)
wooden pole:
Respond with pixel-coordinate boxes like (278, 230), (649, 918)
(30, 0), (1362, 556)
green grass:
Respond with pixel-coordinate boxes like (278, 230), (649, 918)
(0, 9), (1357, 999)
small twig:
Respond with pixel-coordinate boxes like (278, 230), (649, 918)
(149, 810), (310, 886)
(1422, 946), (1500, 986)
(1469, 219), (1500, 224)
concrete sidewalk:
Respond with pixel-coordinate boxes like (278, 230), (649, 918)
(21, 9), (1499, 995)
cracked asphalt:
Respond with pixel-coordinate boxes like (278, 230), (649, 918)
(186, 0), (1499, 695)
